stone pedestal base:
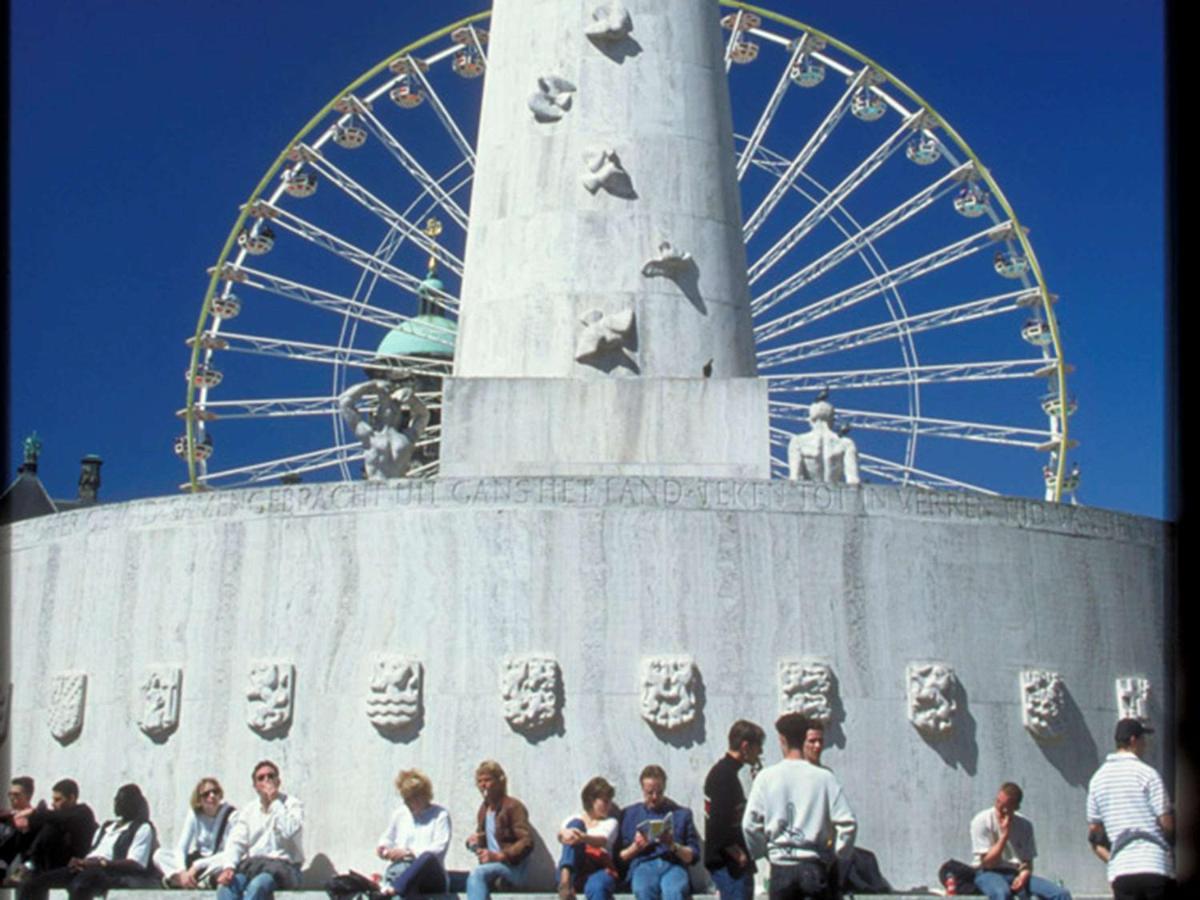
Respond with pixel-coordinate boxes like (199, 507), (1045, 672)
(439, 377), (769, 478)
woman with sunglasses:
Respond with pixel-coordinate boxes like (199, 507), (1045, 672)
(156, 778), (236, 888)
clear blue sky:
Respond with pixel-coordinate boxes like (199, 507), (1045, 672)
(8, 1), (1167, 518)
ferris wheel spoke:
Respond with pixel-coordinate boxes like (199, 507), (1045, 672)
(179, 394), (443, 422)
(736, 37), (808, 180)
(209, 331), (453, 374)
(252, 203), (460, 312)
(748, 110), (922, 281)
(770, 401), (1054, 448)
(405, 458), (440, 479)
(294, 145), (465, 276)
(764, 358), (1058, 392)
(743, 66), (869, 242)
(754, 221), (1015, 341)
(402, 57), (477, 168)
(348, 100), (469, 229)
(189, 442), (364, 488)
(214, 264), (458, 338)
(750, 161), (973, 309)
(756, 288), (1034, 367)
(855, 453), (1000, 494)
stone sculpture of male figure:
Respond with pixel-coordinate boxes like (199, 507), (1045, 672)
(338, 380), (430, 480)
(787, 400), (859, 485)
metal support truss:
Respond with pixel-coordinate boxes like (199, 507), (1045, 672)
(757, 288), (1034, 367)
(742, 67), (869, 242)
(751, 161), (974, 309)
(211, 331), (452, 374)
(347, 98), (469, 229)
(402, 56), (476, 167)
(755, 221), (1015, 341)
(765, 358), (1058, 392)
(770, 401), (1054, 448)
(216, 264), (458, 339)
(296, 144), (464, 275)
(736, 36), (808, 179)
(256, 203), (460, 312)
(749, 110), (923, 284)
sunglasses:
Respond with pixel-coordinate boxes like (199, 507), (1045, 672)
(201, 789), (222, 799)
(254, 772), (279, 783)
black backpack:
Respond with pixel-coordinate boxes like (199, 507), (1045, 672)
(325, 870), (380, 900)
(839, 847), (893, 894)
(937, 859), (981, 895)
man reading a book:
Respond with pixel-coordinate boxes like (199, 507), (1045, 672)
(617, 766), (701, 900)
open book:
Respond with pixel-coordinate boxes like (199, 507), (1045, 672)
(637, 810), (674, 842)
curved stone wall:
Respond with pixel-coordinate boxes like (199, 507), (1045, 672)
(2, 479), (1169, 892)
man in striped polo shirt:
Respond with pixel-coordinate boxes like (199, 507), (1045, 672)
(1085, 719), (1176, 899)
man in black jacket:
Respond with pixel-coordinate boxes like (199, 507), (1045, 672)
(704, 720), (765, 900)
(5, 779), (97, 880)
(1, 777), (38, 876)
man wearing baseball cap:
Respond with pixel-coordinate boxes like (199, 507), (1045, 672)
(1085, 719), (1175, 899)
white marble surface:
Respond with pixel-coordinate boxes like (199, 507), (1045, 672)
(440, 377), (770, 477)
(455, 0), (755, 381)
(2, 480), (1170, 893)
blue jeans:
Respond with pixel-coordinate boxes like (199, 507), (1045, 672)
(385, 852), (448, 896)
(217, 872), (290, 900)
(466, 857), (529, 900)
(558, 819), (616, 900)
(630, 857), (690, 900)
(975, 869), (1072, 900)
(709, 865), (753, 900)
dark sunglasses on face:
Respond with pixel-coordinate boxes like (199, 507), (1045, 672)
(255, 772), (279, 783)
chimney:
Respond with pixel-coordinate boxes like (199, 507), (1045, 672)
(78, 454), (103, 503)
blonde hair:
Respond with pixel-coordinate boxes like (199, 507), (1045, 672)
(475, 760), (507, 790)
(395, 769), (433, 805)
(190, 777), (224, 812)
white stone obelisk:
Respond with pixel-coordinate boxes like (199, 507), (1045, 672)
(440, 0), (768, 477)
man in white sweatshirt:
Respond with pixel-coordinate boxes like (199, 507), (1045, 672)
(742, 715), (855, 900)
(214, 761), (304, 900)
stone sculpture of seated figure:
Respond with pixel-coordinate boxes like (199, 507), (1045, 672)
(787, 400), (860, 485)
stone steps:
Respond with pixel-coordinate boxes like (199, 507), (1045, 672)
(20, 892), (1111, 900)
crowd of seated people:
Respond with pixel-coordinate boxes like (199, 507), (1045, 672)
(0, 713), (1123, 900)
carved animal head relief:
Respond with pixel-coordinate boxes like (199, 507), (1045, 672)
(906, 662), (958, 739)
(585, 1), (633, 43)
(139, 665), (182, 739)
(641, 241), (694, 279)
(582, 148), (635, 198)
(246, 661), (295, 736)
(576, 308), (635, 364)
(1020, 668), (1066, 740)
(48, 671), (87, 744)
(778, 659), (835, 722)
(366, 655), (423, 731)
(1116, 675), (1151, 724)
(500, 654), (562, 731)
(640, 656), (699, 730)
(528, 75), (576, 122)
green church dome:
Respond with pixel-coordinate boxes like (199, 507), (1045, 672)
(374, 313), (457, 359)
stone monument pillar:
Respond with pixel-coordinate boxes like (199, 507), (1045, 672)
(440, 0), (769, 477)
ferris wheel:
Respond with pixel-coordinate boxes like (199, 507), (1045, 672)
(180, 2), (1077, 501)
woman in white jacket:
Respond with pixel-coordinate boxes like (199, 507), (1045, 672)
(376, 770), (452, 897)
(156, 777), (236, 888)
